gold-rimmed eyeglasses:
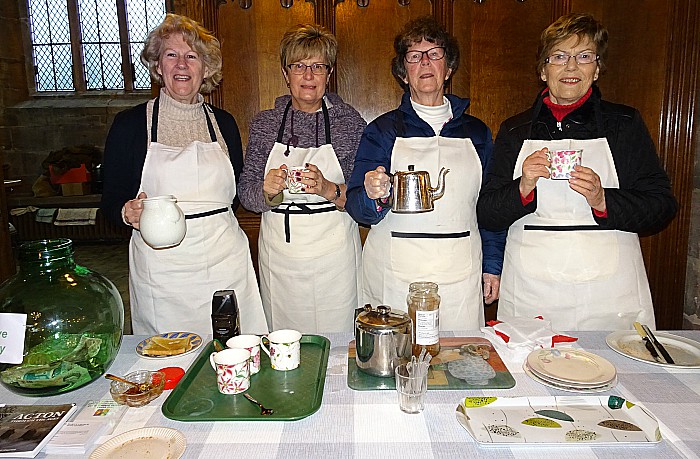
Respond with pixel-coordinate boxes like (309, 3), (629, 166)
(286, 62), (330, 75)
(404, 47), (445, 64)
(545, 51), (599, 66)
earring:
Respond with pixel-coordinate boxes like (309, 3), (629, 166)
(286, 81), (290, 88)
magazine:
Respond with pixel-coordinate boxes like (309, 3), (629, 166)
(0, 403), (77, 458)
(44, 399), (127, 455)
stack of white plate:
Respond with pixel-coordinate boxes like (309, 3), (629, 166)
(523, 348), (617, 393)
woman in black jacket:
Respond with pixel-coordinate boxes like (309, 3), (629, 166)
(477, 12), (676, 331)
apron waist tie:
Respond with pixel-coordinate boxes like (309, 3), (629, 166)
(271, 201), (336, 243)
(185, 207), (230, 220)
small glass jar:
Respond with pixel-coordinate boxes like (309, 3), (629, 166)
(0, 239), (124, 396)
(407, 281), (440, 358)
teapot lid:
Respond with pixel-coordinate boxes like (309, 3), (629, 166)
(356, 304), (410, 330)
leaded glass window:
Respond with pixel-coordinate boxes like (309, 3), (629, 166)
(26, 0), (166, 92)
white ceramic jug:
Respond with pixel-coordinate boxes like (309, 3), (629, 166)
(139, 195), (186, 249)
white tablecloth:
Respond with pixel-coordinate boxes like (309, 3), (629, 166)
(2, 331), (699, 458)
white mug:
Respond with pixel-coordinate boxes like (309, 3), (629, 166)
(209, 348), (250, 394)
(226, 334), (261, 375)
(261, 329), (302, 371)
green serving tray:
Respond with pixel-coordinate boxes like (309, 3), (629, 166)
(162, 335), (330, 421)
(347, 337), (516, 391)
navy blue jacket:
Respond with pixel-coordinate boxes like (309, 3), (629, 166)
(346, 92), (505, 275)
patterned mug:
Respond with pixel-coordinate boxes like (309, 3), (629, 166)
(548, 149), (582, 180)
(285, 166), (310, 194)
(209, 348), (250, 394)
(226, 334), (262, 375)
(261, 329), (302, 371)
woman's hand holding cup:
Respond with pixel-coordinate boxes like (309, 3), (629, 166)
(263, 165), (288, 200)
(123, 192), (147, 229)
(364, 166), (391, 199)
(519, 148), (551, 197)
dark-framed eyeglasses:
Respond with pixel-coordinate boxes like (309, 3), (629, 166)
(286, 62), (330, 75)
(545, 51), (599, 66)
(404, 47), (446, 64)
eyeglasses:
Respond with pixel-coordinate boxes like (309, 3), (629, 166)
(286, 62), (330, 75)
(404, 47), (445, 64)
(545, 51), (599, 66)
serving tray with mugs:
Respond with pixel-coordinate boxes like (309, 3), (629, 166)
(162, 335), (330, 421)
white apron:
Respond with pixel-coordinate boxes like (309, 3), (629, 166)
(259, 99), (362, 333)
(362, 119), (484, 331)
(130, 98), (268, 336)
(499, 137), (655, 331)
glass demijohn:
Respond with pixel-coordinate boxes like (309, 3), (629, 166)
(0, 239), (124, 396)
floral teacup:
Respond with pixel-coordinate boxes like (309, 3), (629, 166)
(261, 329), (302, 371)
(226, 334), (261, 375)
(548, 149), (582, 180)
(209, 348), (250, 394)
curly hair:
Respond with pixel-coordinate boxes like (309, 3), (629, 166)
(280, 23), (338, 71)
(391, 16), (459, 90)
(537, 12), (608, 77)
(140, 13), (222, 94)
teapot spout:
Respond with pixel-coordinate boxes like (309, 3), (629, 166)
(430, 167), (450, 201)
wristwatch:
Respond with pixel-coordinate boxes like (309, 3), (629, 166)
(330, 183), (341, 202)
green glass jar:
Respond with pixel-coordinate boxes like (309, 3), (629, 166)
(0, 239), (124, 396)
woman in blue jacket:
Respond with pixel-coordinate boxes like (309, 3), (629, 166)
(345, 16), (505, 330)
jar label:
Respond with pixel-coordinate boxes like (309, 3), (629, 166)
(0, 313), (27, 364)
(415, 309), (439, 345)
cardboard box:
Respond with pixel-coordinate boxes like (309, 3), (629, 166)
(50, 164), (90, 184)
(61, 182), (91, 196)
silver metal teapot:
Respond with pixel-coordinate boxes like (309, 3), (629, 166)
(391, 165), (450, 213)
(355, 304), (412, 377)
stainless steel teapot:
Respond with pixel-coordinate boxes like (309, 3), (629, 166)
(355, 304), (412, 377)
(391, 165), (450, 213)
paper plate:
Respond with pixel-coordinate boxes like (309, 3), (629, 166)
(136, 332), (202, 360)
(606, 330), (700, 368)
(526, 348), (616, 386)
(90, 427), (186, 459)
(523, 362), (617, 393)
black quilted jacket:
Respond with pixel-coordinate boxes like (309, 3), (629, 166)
(477, 86), (677, 235)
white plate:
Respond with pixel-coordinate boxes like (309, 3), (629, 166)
(526, 348), (616, 385)
(523, 362), (617, 393)
(90, 427), (186, 458)
(606, 330), (700, 368)
(455, 395), (661, 446)
(136, 332), (202, 360)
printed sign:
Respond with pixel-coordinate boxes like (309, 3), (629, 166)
(0, 313), (27, 364)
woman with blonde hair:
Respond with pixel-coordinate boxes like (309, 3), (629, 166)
(102, 14), (267, 336)
(239, 23), (366, 333)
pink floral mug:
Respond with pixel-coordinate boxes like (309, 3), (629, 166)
(548, 149), (582, 180)
(209, 348), (250, 394)
(226, 334), (261, 375)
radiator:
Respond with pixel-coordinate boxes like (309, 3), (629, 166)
(10, 210), (131, 242)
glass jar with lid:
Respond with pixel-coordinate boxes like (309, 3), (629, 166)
(0, 239), (124, 396)
(407, 281), (440, 358)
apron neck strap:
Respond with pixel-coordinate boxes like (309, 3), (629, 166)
(276, 98), (332, 146)
(151, 97), (217, 143)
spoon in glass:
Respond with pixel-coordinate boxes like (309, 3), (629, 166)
(104, 373), (149, 393)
